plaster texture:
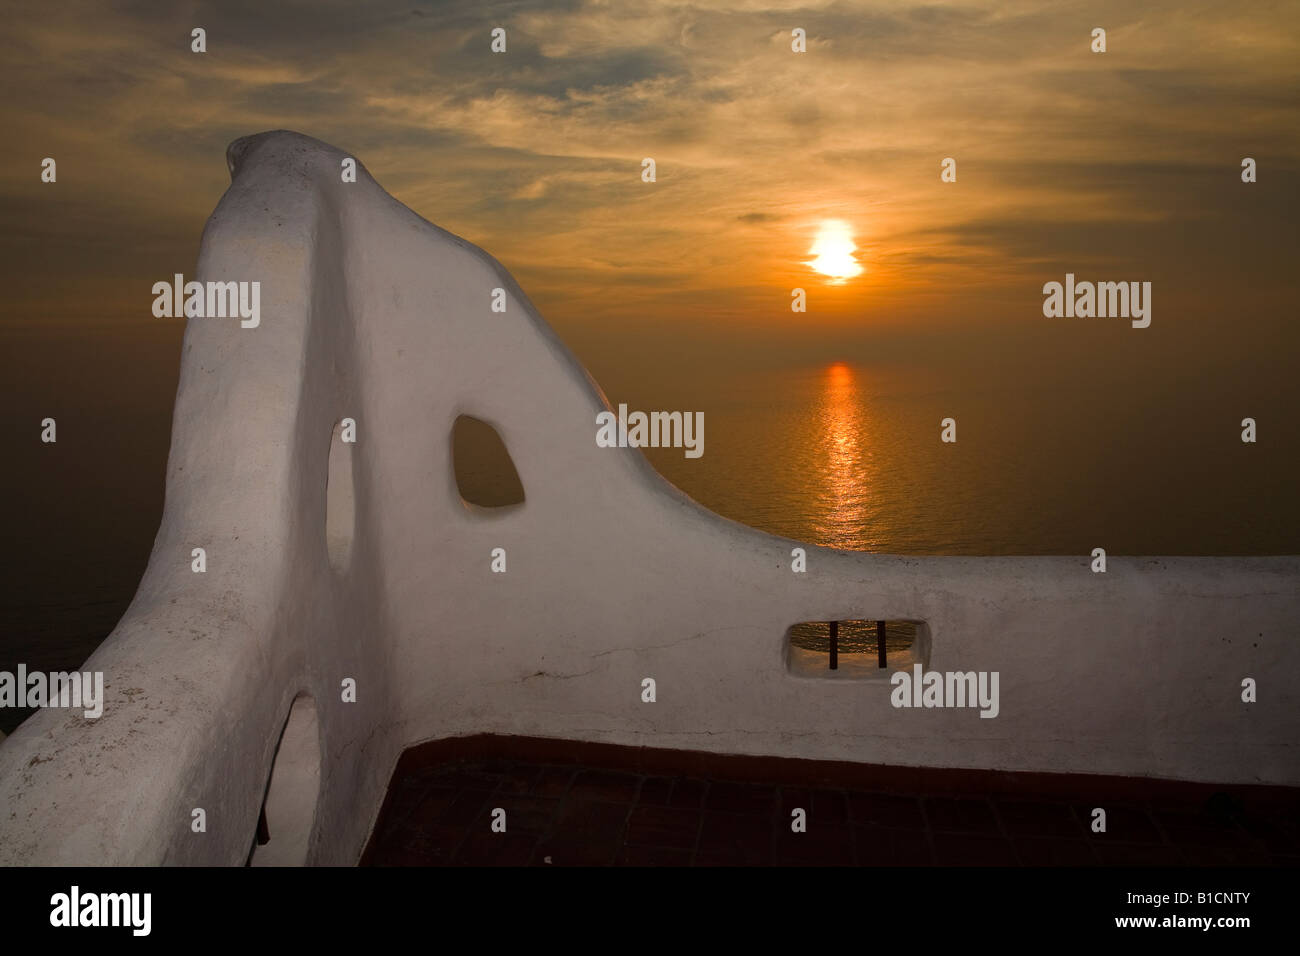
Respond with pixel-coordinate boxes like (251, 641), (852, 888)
(1, 131), (1296, 865)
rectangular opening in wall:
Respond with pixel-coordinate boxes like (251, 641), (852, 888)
(785, 619), (928, 678)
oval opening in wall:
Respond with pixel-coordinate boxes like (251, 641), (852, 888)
(326, 418), (355, 571)
(452, 414), (525, 508)
(785, 619), (928, 678)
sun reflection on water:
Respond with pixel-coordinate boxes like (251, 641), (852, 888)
(813, 362), (877, 550)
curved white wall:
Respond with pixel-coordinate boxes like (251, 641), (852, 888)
(0, 131), (1296, 865)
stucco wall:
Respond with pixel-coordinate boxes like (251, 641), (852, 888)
(0, 131), (1295, 865)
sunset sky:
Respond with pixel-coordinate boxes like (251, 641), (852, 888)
(1, 0), (1298, 697)
(2, 0), (1297, 364)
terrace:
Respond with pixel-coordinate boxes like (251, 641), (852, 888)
(360, 737), (1300, 867)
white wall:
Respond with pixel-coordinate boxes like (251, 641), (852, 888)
(1, 131), (1296, 866)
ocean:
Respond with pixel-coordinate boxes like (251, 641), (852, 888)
(2, 317), (1297, 732)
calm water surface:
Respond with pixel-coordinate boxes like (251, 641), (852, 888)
(2, 322), (1297, 730)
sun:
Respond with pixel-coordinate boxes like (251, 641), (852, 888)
(807, 220), (863, 282)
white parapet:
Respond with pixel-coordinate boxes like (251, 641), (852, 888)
(0, 131), (1296, 865)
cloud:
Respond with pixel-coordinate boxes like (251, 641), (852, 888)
(0, 0), (1295, 333)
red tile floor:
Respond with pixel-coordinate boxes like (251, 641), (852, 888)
(361, 756), (1300, 866)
